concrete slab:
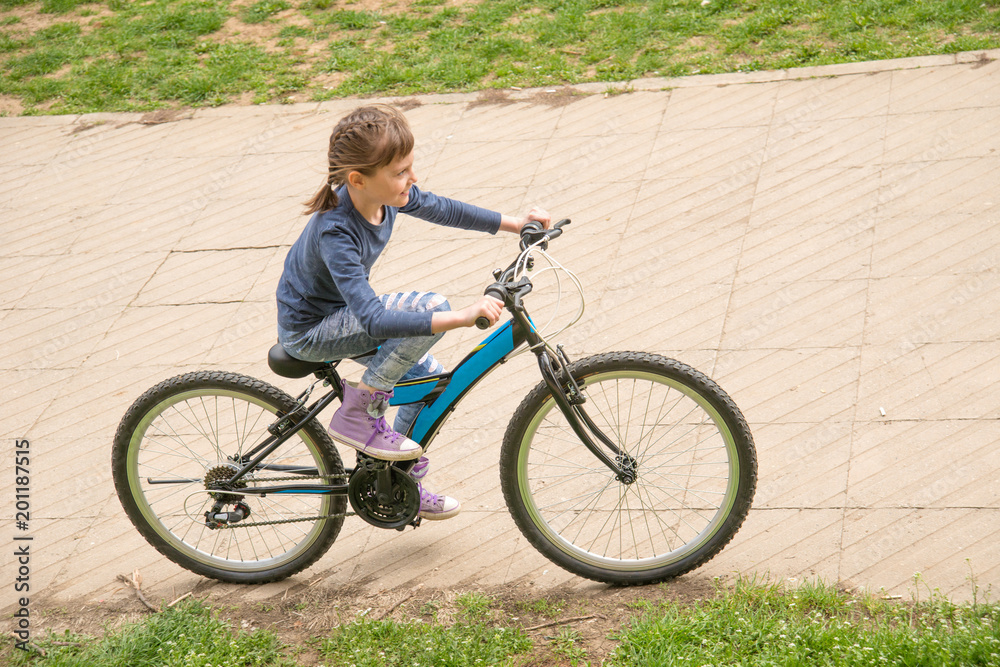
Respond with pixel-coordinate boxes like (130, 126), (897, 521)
(2, 49), (999, 615)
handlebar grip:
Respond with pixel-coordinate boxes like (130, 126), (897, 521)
(484, 285), (505, 301)
(549, 218), (570, 239)
(475, 316), (491, 330)
(519, 219), (570, 250)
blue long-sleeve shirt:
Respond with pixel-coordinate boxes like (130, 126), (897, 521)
(276, 184), (501, 339)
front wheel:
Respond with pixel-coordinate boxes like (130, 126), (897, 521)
(500, 352), (756, 585)
(112, 371), (346, 583)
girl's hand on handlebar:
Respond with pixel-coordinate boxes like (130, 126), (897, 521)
(499, 207), (551, 233)
(430, 295), (504, 333)
(522, 206), (551, 230)
(464, 294), (504, 328)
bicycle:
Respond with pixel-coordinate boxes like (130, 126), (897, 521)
(112, 219), (757, 586)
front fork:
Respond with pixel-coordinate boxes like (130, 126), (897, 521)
(511, 308), (637, 484)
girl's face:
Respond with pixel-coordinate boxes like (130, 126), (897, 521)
(363, 150), (418, 208)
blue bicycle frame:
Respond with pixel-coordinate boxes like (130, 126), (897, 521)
(390, 319), (525, 446)
(392, 306), (628, 478)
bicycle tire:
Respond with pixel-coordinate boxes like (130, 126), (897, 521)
(500, 351), (756, 585)
(112, 371), (346, 584)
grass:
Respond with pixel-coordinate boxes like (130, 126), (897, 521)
(8, 579), (1000, 666)
(318, 608), (532, 666)
(0, 0), (998, 114)
(9, 599), (293, 667)
(608, 576), (1000, 666)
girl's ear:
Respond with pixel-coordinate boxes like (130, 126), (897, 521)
(346, 170), (366, 190)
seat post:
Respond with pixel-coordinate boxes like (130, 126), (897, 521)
(314, 364), (343, 396)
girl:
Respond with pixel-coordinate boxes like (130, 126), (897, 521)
(276, 104), (549, 521)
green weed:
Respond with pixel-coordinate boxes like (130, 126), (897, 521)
(455, 590), (493, 621)
(516, 597), (566, 617)
(241, 0), (289, 24)
(551, 625), (589, 664)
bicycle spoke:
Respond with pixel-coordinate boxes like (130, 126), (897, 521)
(638, 475), (716, 532)
(191, 397), (221, 461)
(585, 483), (628, 556)
(623, 378), (637, 458)
(632, 481), (685, 551)
(148, 412), (215, 468)
(568, 476), (618, 549)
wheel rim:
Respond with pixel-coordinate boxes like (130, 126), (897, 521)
(126, 388), (335, 573)
(516, 369), (741, 572)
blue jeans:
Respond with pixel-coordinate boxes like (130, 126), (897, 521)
(278, 291), (449, 436)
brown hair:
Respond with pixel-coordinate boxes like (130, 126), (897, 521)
(304, 104), (415, 214)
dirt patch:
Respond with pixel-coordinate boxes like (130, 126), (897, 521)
(466, 87), (519, 108)
(341, 0), (474, 12)
(0, 93), (23, 116)
(77, 5), (115, 34)
(343, 0), (407, 11)
(528, 85), (588, 107)
(312, 70), (348, 90)
(212, 15), (286, 54)
(393, 97), (422, 110)
(139, 108), (195, 124)
(67, 119), (106, 134)
(14, 576), (722, 666)
(682, 35), (707, 50)
(0, 5), (60, 36)
(466, 86), (590, 110)
(971, 51), (996, 69)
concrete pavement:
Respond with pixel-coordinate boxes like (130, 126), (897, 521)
(2, 48), (999, 613)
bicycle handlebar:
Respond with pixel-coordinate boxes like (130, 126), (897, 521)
(475, 219), (571, 329)
(520, 218), (570, 250)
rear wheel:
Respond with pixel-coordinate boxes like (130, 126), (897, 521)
(500, 352), (756, 584)
(112, 371), (346, 583)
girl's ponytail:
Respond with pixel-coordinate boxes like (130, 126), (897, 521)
(304, 105), (414, 215)
(304, 176), (340, 213)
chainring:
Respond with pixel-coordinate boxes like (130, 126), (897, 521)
(347, 457), (420, 529)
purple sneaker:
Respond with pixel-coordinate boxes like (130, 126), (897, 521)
(409, 456), (429, 481)
(418, 483), (460, 521)
(328, 381), (422, 461)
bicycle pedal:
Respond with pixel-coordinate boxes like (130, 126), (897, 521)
(398, 516), (422, 532)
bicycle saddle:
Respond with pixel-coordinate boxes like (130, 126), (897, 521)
(267, 343), (379, 378)
(267, 344), (329, 378)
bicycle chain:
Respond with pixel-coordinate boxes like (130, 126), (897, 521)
(240, 473), (349, 482)
(215, 512), (353, 529)
(211, 473), (355, 529)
